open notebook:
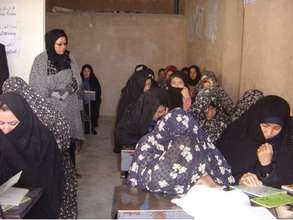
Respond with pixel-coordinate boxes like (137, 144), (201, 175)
(0, 171), (29, 206)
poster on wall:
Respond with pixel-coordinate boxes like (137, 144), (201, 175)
(0, 2), (18, 54)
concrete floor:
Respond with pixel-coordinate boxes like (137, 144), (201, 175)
(76, 116), (121, 218)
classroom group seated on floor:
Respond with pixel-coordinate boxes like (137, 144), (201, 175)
(0, 28), (293, 219)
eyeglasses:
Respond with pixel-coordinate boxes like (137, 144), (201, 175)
(0, 120), (20, 127)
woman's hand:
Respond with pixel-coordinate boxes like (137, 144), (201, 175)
(257, 143), (273, 166)
(195, 175), (219, 187)
(239, 172), (262, 187)
(181, 87), (190, 98)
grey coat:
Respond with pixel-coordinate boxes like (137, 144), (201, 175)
(29, 51), (84, 140)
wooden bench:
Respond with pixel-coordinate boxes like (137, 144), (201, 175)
(111, 184), (192, 219)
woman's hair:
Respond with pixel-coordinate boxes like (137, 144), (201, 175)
(168, 71), (189, 87)
(0, 102), (9, 111)
(81, 64), (94, 75)
(158, 68), (165, 76)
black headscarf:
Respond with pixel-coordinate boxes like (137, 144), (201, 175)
(0, 92), (64, 218)
(166, 87), (183, 110)
(115, 88), (169, 150)
(187, 65), (201, 87)
(115, 66), (154, 126)
(216, 95), (291, 187)
(45, 29), (71, 71)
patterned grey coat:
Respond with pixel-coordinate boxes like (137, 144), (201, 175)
(29, 51), (84, 140)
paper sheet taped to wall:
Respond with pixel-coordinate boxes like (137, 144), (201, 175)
(0, 1), (18, 54)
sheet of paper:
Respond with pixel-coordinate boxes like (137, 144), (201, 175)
(0, 171), (22, 195)
(0, 187), (29, 206)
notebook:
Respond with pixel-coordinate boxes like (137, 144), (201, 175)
(251, 193), (293, 208)
(0, 171), (29, 206)
(231, 184), (287, 197)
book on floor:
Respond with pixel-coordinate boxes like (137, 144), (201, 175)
(251, 193), (293, 209)
(0, 171), (29, 206)
(231, 184), (287, 197)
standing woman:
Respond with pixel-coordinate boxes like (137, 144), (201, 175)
(80, 64), (102, 135)
(29, 29), (84, 168)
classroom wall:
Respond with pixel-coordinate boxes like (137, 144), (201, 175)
(0, 0), (45, 82)
(240, 0), (293, 110)
(46, 0), (185, 14)
(185, 0), (293, 110)
(46, 12), (187, 116)
(185, 0), (243, 101)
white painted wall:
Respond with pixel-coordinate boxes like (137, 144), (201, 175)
(0, 0), (45, 82)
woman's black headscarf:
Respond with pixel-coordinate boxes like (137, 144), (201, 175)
(80, 64), (102, 103)
(115, 88), (169, 150)
(216, 95), (291, 187)
(45, 29), (71, 71)
(115, 66), (154, 126)
(187, 65), (201, 87)
(0, 92), (64, 218)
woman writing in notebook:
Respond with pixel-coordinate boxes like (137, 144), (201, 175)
(216, 95), (293, 188)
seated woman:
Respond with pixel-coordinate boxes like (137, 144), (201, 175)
(198, 71), (235, 116)
(187, 65), (201, 100)
(216, 95), (293, 188)
(168, 71), (192, 111)
(231, 89), (264, 122)
(114, 65), (154, 152)
(128, 108), (235, 195)
(189, 88), (231, 144)
(80, 64), (102, 135)
(158, 65), (178, 89)
(0, 92), (64, 218)
(115, 87), (169, 150)
(2, 76), (77, 219)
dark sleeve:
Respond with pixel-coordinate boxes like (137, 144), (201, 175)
(0, 44), (9, 94)
(216, 137), (259, 183)
(256, 162), (275, 179)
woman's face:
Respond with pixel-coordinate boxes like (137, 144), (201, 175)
(170, 77), (185, 89)
(206, 106), (216, 120)
(189, 68), (197, 80)
(0, 109), (20, 134)
(152, 105), (168, 121)
(54, 36), (67, 55)
(144, 79), (152, 92)
(82, 67), (91, 79)
(158, 70), (165, 78)
(260, 122), (282, 140)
